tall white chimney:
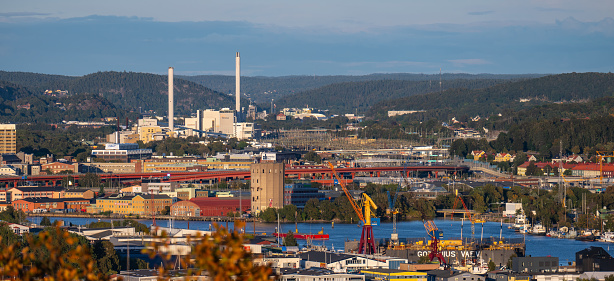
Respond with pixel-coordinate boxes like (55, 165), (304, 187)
(168, 67), (174, 136)
(235, 52), (241, 113)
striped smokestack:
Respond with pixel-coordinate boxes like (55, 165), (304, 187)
(168, 67), (174, 136)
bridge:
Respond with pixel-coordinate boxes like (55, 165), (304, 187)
(436, 209), (479, 217)
(0, 165), (470, 188)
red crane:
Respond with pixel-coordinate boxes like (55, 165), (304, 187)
(423, 220), (447, 266)
(328, 162), (378, 255)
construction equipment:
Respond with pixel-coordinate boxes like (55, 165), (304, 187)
(597, 151), (614, 184)
(423, 220), (447, 266)
(450, 189), (484, 239)
(387, 182), (402, 242)
(328, 162), (378, 254)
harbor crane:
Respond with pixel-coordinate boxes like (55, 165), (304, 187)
(423, 220), (447, 266)
(328, 162), (378, 255)
(450, 189), (484, 239)
(387, 182), (402, 242)
(387, 170), (411, 243)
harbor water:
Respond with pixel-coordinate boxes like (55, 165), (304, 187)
(30, 216), (614, 265)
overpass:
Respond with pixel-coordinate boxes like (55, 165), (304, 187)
(0, 165), (470, 188)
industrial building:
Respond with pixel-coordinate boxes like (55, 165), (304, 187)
(251, 162), (284, 214)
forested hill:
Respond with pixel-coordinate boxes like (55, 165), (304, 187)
(181, 73), (543, 105)
(0, 71), (235, 115)
(370, 72), (614, 121)
(274, 79), (514, 114)
(0, 81), (134, 123)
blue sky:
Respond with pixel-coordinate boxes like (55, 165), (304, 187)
(1, 0), (613, 76)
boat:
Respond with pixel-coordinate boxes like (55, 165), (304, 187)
(512, 213), (529, 231)
(274, 227), (330, 241)
(576, 230), (596, 242)
(564, 228), (578, 239)
(531, 224), (547, 236)
(599, 232), (614, 243)
(273, 232), (329, 240)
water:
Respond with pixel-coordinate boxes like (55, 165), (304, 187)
(31, 216), (614, 265)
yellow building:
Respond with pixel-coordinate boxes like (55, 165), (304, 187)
(93, 194), (172, 215)
(141, 159), (251, 173)
(361, 269), (427, 281)
(138, 126), (162, 143)
(0, 124), (16, 153)
(495, 153), (512, 162)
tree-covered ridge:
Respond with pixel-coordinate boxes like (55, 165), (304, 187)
(0, 81), (137, 123)
(182, 73), (543, 105)
(370, 72), (614, 120)
(275, 78), (513, 114)
(0, 71), (236, 115)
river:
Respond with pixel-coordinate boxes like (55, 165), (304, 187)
(29, 216), (614, 265)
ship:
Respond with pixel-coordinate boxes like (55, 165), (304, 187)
(345, 237), (525, 267)
(273, 232), (329, 240)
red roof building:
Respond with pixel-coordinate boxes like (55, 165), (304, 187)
(171, 197), (250, 217)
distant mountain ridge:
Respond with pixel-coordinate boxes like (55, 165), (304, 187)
(274, 78), (517, 114)
(181, 73), (544, 105)
(370, 72), (614, 121)
(0, 71), (235, 115)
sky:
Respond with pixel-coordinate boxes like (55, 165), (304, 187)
(1, 0), (613, 76)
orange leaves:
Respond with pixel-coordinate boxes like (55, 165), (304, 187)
(143, 221), (276, 281)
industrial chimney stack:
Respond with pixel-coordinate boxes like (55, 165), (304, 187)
(235, 52), (241, 114)
(168, 67), (174, 136)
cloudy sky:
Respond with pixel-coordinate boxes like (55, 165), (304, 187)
(1, 0), (613, 76)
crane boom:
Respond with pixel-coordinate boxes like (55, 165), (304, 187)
(328, 162), (364, 222)
(328, 161), (377, 254)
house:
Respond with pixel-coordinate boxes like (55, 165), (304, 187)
(0, 165), (19, 175)
(471, 151), (485, 161)
(528, 155), (538, 162)
(276, 113), (287, 121)
(576, 247), (614, 272)
(298, 251), (407, 273)
(5, 223), (29, 235)
(280, 268), (365, 281)
(495, 153), (513, 162)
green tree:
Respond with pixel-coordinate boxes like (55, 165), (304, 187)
(304, 198), (321, 220)
(259, 208), (278, 223)
(40, 216), (52, 226)
(0, 205), (26, 224)
(488, 260), (496, 271)
(283, 231), (298, 246)
(0, 223), (22, 249)
(93, 240), (120, 275)
(79, 173), (101, 188)
(304, 151), (322, 164)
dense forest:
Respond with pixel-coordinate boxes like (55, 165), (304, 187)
(0, 71), (237, 116)
(0, 81), (138, 123)
(451, 115), (614, 160)
(275, 79), (516, 114)
(181, 73), (542, 105)
(370, 72), (614, 121)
